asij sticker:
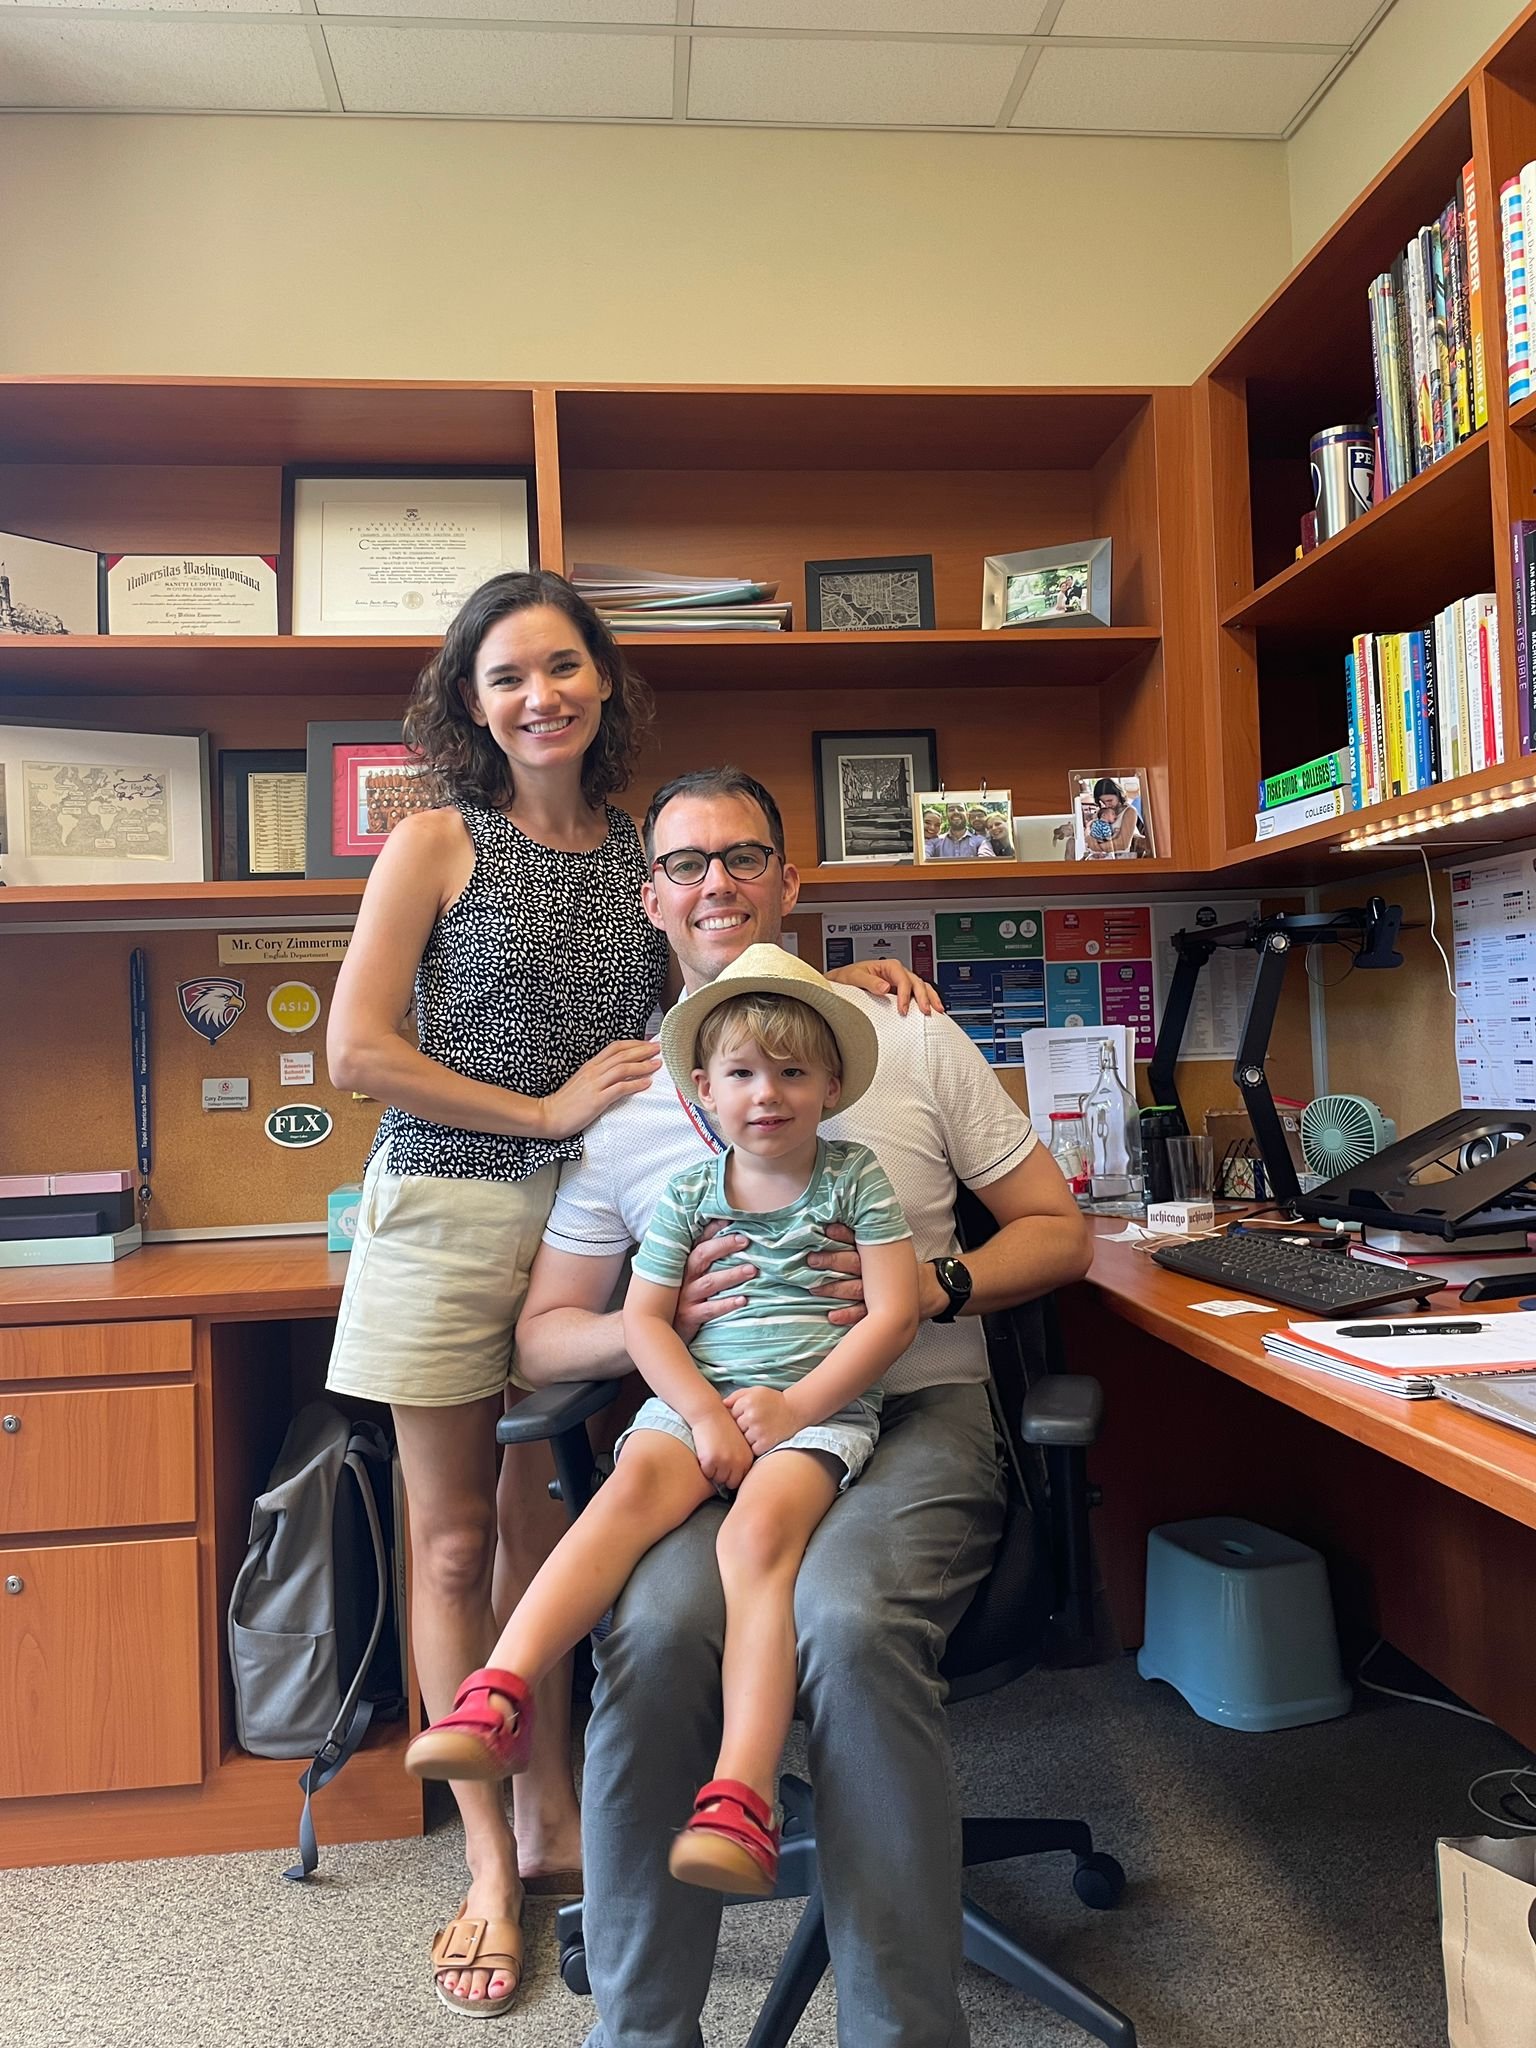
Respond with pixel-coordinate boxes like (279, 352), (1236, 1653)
(264, 1103), (333, 1149)
(267, 981), (321, 1035)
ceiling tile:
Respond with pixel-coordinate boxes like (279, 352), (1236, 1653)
(0, 19), (327, 108)
(321, 0), (673, 19)
(695, 2), (1050, 29)
(1051, 0), (1382, 45)
(1012, 42), (1335, 134)
(325, 24), (675, 117)
(1, 0), (304, 10)
(688, 34), (1020, 125)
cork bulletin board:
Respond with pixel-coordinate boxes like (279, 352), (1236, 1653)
(0, 928), (381, 1230)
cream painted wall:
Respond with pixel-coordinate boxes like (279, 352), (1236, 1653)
(1287, 0), (1528, 261)
(0, 112), (1290, 385)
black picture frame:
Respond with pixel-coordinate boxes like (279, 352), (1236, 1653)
(219, 748), (306, 881)
(804, 554), (936, 632)
(812, 728), (940, 865)
(304, 719), (435, 879)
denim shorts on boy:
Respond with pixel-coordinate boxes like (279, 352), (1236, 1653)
(325, 1145), (558, 1407)
(614, 1391), (880, 1492)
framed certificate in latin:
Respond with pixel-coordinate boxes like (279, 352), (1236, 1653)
(102, 554), (279, 635)
(286, 471), (533, 636)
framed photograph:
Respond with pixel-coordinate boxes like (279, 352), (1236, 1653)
(913, 789), (1018, 865)
(0, 529), (101, 636)
(103, 554), (278, 636)
(1070, 769), (1155, 860)
(286, 470), (533, 637)
(219, 748), (306, 881)
(0, 721), (210, 886)
(813, 729), (939, 865)
(1011, 813), (1077, 861)
(981, 539), (1112, 630)
(804, 555), (935, 633)
(305, 721), (435, 879)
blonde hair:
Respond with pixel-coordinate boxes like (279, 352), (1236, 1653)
(694, 992), (841, 1077)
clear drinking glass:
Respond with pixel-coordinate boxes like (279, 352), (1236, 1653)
(1166, 1134), (1214, 1201)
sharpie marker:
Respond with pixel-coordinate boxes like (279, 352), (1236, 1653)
(1336, 1321), (1487, 1338)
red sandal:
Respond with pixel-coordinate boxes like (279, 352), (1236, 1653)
(667, 1778), (781, 1898)
(405, 1667), (535, 1783)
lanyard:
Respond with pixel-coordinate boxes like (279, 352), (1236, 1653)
(674, 1085), (726, 1155)
(130, 947), (152, 1222)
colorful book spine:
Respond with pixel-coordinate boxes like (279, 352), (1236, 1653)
(1369, 634), (1388, 802)
(1346, 653), (1365, 812)
(1464, 159), (1490, 428)
(1420, 623), (1442, 785)
(1405, 234), (1435, 469)
(1368, 275), (1407, 494)
(1518, 520), (1536, 757)
(1503, 176), (1533, 404)
(1465, 598), (1489, 771)
(1253, 788), (1352, 841)
(1258, 749), (1354, 810)
(1449, 599), (1470, 778)
(1385, 633), (1407, 795)
(1409, 630), (1435, 787)
(1442, 197), (1473, 443)
(1424, 224), (1451, 459)
(1480, 592), (1505, 765)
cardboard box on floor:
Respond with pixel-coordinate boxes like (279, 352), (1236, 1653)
(1438, 1835), (1536, 2047)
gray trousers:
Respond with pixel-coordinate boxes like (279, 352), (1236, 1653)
(580, 1380), (1008, 2048)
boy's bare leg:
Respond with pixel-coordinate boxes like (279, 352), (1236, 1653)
(711, 1450), (841, 1803)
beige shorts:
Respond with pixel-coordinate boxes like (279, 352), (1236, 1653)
(325, 1147), (558, 1408)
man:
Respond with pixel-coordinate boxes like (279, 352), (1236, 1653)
(516, 767), (1092, 2048)
(930, 799), (992, 860)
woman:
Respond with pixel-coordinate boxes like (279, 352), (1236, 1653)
(325, 571), (669, 2017)
(1083, 776), (1148, 858)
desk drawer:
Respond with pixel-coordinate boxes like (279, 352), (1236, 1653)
(0, 1320), (193, 1385)
(0, 1385), (197, 1535)
(0, 1537), (202, 1797)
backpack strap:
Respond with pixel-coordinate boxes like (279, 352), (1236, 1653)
(284, 1439), (391, 1883)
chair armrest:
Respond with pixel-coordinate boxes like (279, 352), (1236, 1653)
(496, 1380), (621, 1447)
(1020, 1375), (1103, 1448)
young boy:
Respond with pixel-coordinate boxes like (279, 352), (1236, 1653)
(405, 944), (920, 1896)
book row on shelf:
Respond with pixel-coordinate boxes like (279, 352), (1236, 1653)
(1368, 158), (1488, 496)
(1343, 593), (1503, 816)
(1502, 159), (1536, 405)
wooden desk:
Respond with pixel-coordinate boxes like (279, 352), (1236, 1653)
(0, 1243), (427, 1871)
(1068, 1222), (1536, 1748)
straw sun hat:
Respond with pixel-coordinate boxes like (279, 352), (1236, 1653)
(660, 943), (880, 1112)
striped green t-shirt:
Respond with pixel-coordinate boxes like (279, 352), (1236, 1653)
(631, 1137), (912, 1402)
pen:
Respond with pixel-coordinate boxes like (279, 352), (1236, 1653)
(1336, 1321), (1487, 1338)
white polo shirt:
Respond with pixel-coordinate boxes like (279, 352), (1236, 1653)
(543, 990), (1037, 1395)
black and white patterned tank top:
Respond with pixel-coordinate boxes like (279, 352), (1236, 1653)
(369, 801), (669, 1182)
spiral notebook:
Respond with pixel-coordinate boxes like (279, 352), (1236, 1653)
(1262, 1315), (1536, 1399)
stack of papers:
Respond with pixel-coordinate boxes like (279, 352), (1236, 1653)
(570, 563), (791, 632)
(1263, 1316), (1536, 1399)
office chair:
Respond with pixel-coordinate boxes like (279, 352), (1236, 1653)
(497, 1237), (1136, 2046)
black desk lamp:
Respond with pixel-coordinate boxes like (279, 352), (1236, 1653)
(1147, 900), (1404, 1211)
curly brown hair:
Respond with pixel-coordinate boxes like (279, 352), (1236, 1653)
(403, 570), (653, 811)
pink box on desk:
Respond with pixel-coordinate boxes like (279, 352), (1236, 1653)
(50, 1171), (135, 1195)
(0, 1176), (51, 1200)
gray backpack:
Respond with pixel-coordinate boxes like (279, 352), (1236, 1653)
(229, 1401), (404, 1879)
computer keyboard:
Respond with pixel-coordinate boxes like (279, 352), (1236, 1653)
(1150, 1233), (1444, 1315)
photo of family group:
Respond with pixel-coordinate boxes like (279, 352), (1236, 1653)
(914, 789), (1017, 864)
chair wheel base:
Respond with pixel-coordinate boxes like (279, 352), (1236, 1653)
(559, 1940), (591, 1995)
(1072, 1851), (1126, 1910)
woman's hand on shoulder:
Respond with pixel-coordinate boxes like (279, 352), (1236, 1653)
(826, 959), (944, 1016)
(537, 1038), (661, 1141)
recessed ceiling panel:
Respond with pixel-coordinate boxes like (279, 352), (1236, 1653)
(0, 18), (327, 108)
(688, 33), (1020, 125)
(321, 0), (674, 19)
(695, 2), (1050, 29)
(326, 24), (675, 117)
(1, 0), (304, 11)
(1052, 0), (1382, 44)
(1012, 41), (1335, 135)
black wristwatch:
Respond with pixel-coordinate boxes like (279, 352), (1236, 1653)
(929, 1256), (973, 1324)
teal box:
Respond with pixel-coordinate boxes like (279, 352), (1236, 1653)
(327, 1184), (364, 1253)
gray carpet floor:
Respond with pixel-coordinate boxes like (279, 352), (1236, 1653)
(3, 1653), (1522, 2048)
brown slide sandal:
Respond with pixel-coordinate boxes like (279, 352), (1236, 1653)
(431, 1906), (524, 2020)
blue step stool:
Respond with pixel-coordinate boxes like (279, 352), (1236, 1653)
(1136, 1515), (1352, 1732)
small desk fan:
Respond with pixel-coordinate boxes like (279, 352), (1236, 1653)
(1300, 1094), (1396, 1177)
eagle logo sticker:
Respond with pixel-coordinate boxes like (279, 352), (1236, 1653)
(178, 976), (247, 1046)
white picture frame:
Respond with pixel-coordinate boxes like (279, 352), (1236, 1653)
(288, 472), (532, 636)
(0, 722), (211, 886)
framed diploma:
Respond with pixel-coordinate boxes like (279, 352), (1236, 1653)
(286, 470), (533, 636)
(305, 720), (436, 878)
(0, 721), (211, 886)
(219, 748), (306, 881)
(103, 555), (279, 636)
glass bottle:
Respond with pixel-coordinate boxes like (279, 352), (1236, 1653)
(1047, 1110), (1091, 1200)
(1083, 1042), (1145, 1202)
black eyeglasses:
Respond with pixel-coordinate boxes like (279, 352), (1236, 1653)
(650, 841), (778, 886)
